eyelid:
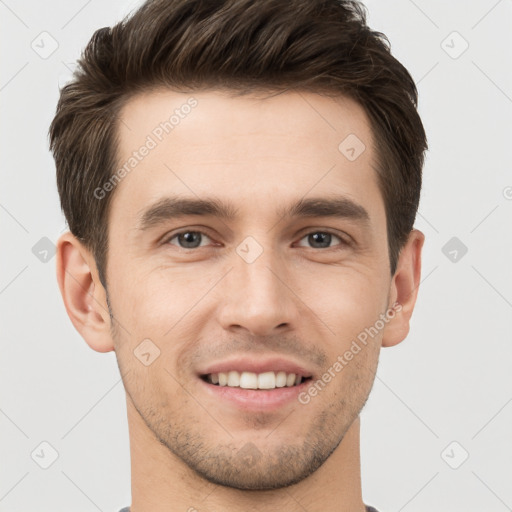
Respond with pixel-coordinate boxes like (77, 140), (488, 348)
(161, 227), (215, 247)
(161, 227), (352, 249)
(294, 229), (351, 248)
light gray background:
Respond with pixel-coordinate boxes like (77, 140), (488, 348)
(1, 1), (511, 511)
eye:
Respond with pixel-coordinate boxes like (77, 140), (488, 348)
(166, 230), (213, 249)
(295, 230), (347, 249)
(163, 229), (350, 250)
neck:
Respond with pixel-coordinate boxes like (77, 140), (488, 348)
(127, 395), (366, 512)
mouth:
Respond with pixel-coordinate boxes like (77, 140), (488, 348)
(196, 356), (316, 411)
(200, 370), (313, 390)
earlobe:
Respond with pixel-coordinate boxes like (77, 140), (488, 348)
(381, 229), (425, 348)
(56, 232), (114, 353)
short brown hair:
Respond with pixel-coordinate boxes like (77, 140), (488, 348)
(49, 0), (427, 288)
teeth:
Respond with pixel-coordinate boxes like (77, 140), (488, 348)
(227, 370), (240, 387)
(258, 371), (275, 389)
(275, 371), (287, 387)
(206, 371), (306, 389)
(240, 372), (258, 389)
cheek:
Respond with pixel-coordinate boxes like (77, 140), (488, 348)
(111, 262), (195, 325)
(110, 266), (210, 365)
(295, 265), (389, 342)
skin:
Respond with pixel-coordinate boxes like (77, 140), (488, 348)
(56, 89), (424, 512)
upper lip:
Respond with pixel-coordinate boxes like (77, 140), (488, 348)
(198, 356), (314, 378)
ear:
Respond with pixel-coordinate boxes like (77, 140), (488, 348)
(56, 231), (114, 353)
(381, 228), (425, 348)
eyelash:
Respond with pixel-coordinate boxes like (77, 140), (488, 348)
(162, 229), (351, 250)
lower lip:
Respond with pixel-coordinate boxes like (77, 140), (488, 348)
(198, 377), (312, 412)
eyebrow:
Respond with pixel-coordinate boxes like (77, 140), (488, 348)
(136, 195), (371, 231)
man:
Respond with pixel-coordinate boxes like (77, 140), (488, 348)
(49, 0), (427, 510)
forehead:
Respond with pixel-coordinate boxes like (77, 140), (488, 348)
(110, 88), (383, 228)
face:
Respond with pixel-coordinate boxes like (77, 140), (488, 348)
(106, 88), (393, 490)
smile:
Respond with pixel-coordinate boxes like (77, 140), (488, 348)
(201, 370), (312, 390)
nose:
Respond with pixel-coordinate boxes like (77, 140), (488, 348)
(217, 244), (299, 337)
